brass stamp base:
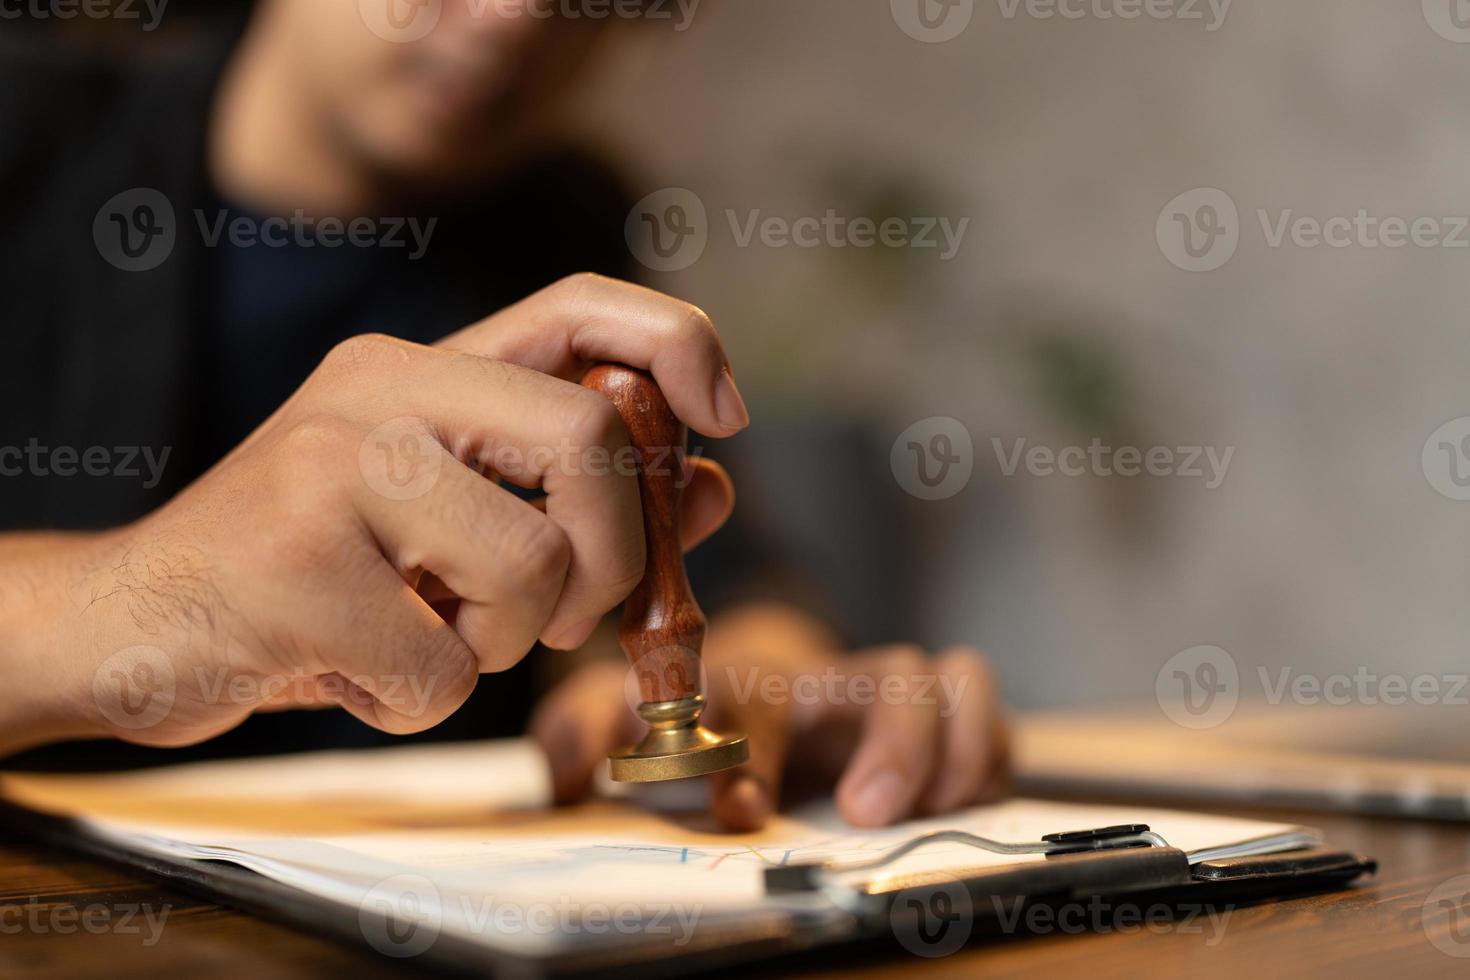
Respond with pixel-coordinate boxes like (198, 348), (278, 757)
(609, 696), (749, 783)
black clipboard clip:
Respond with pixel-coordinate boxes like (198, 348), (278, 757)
(765, 823), (1166, 896)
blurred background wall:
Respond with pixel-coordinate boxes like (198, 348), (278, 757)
(573, 0), (1470, 709)
(25, 0), (1470, 713)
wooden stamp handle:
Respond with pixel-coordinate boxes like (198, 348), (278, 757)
(581, 365), (704, 704)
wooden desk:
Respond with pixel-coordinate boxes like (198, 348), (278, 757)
(2, 806), (1467, 979)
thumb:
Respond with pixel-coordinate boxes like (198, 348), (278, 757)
(680, 457), (735, 552)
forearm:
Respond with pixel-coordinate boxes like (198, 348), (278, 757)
(0, 531), (113, 756)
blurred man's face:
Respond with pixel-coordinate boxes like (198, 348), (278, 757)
(264, 0), (612, 182)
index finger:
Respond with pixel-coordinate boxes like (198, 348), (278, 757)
(435, 273), (750, 438)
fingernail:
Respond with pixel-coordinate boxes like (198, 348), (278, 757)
(714, 369), (750, 432)
(849, 770), (904, 826)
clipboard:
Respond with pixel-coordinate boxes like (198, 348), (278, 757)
(1, 801), (1376, 979)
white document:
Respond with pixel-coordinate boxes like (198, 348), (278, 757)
(1, 739), (1320, 960)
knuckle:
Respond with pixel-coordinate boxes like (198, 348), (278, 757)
(601, 543), (648, 606)
(259, 419), (376, 579)
(547, 271), (607, 309)
(671, 303), (716, 344)
(876, 644), (929, 678)
(559, 389), (626, 450)
(498, 513), (571, 588)
(556, 270), (607, 291)
(321, 333), (410, 377)
(264, 420), (356, 545)
(423, 641), (479, 709)
(424, 476), (489, 544)
(940, 645), (995, 684)
(276, 414), (358, 459)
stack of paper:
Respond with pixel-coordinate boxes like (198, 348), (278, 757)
(1, 740), (1320, 962)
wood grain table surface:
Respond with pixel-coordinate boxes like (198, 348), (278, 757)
(3, 802), (1468, 979)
